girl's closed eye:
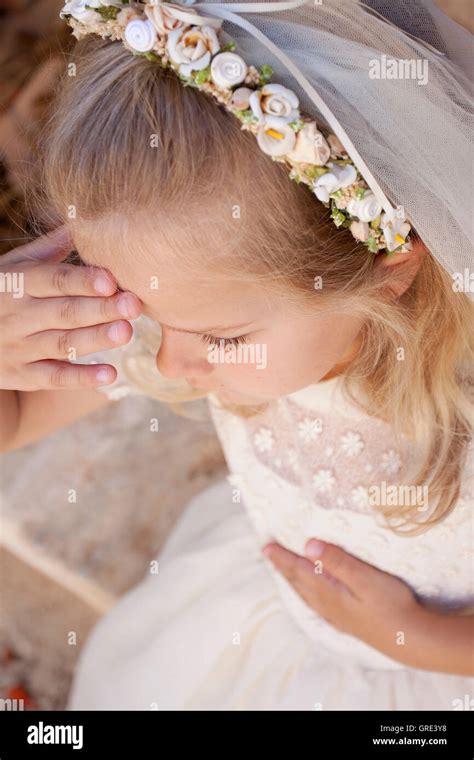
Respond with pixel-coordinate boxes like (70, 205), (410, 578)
(200, 334), (249, 348)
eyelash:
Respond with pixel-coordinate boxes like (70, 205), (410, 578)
(200, 334), (248, 348)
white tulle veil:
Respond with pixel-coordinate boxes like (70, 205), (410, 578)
(190, 0), (473, 299)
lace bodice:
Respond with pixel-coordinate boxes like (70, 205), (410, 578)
(83, 316), (474, 670)
(240, 391), (421, 515)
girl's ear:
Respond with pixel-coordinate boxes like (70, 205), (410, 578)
(375, 238), (427, 299)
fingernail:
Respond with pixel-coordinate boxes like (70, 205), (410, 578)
(117, 293), (137, 318)
(94, 273), (114, 295)
(262, 547), (273, 559)
(306, 540), (325, 560)
(108, 321), (128, 344)
(96, 368), (113, 384)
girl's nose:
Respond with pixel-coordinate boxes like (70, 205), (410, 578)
(155, 331), (213, 380)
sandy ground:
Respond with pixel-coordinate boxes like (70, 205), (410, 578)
(0, 0), (472, 711)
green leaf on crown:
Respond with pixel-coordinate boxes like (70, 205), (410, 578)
(234, 109), (259, 124)
(178, 72), (199, 88)
(93, 6), (120, 20)
(194, 65), (212, 85)
(289, 169), (302, 183)
(220, 40), (237, 52)
(144, 52), (161, 63)
(330, 205), (347, 227)
(258, 64), (273, 86)
(288, 118), (305, 132)
(305, 166), (328, 180)
(367, 235), (379, 253)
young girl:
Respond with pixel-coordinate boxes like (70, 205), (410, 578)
(1, 0), (473, 709)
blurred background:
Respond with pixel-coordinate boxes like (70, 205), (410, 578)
(0, 0), (472, 710)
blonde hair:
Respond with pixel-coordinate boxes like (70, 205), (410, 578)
(32, 36), (473, 534)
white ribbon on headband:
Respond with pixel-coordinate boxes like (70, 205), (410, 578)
(151, 0), (398, 220)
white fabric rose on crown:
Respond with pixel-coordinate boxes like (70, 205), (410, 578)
(116, 7), (143, 27)
(167, 25), (220, 76)
(347, 191), (383, 222)
(59, 0), (104, 22)
(286, 121), (331, 165)
(210, 52), (248, 90)
(350, 221), (370, 242)
(247, 84), (301, 158)
(313, 163), (357, 203)
(229, 87), (254, 111)
(145, 2), (196, 34)
(249, 83), (299, 126)
(124, 18), (157, 53)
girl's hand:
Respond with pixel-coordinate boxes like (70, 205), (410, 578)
(0, 226), (142, 391)
(262, 538), (423, 665)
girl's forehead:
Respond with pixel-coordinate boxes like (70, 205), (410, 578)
(75, 233), (270, 324)
(74, 220), (233, 281)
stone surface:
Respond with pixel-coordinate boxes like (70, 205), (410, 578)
(1, 396), (226, 594)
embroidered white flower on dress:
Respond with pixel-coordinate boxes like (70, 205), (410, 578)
(298, 417), (323, 442)
(313, 163), (357, 203)
(210, 52), (247, 89)
(340, 431), (365, 457)
(381, 449), (402, 475)
(167, 24), (220, 77)
(124, 18), (157, 52)
(351, 486), (370, 508)
(312, 469), (336, 493)
(253, 427), (274, 453)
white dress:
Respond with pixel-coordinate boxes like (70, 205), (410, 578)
(67, 319), (474, 710)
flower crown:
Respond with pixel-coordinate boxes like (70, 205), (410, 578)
(59, 0), (412, 254)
